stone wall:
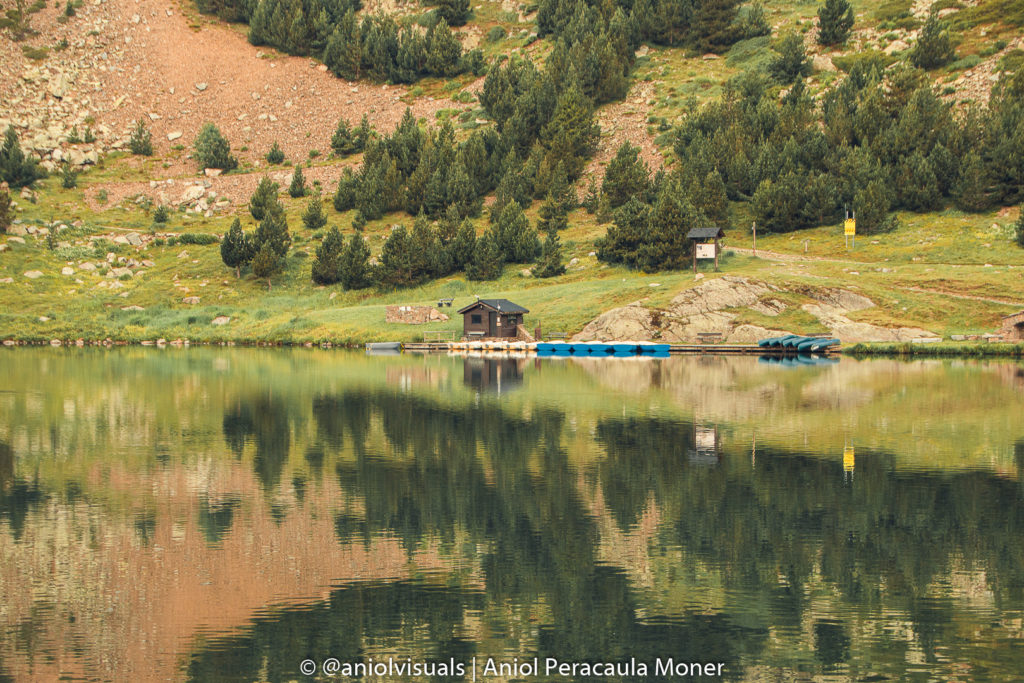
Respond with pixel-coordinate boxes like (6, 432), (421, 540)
(1001, 311), (1024, 340)
(385, 305), (449, 325)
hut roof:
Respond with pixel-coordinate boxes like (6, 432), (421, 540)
(686, 227), (726, 240)
(457, 299), (530, 315)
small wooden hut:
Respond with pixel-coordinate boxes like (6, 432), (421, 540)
(458, 298), (529, 339)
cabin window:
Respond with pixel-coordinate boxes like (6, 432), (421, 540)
(471, 314), (482, 324)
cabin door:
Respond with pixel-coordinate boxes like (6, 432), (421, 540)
(488, 312), (497, 337)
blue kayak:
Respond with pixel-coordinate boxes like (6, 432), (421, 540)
(796, 337), (826, 352)
(757, 336), (784, 347)
(611, 342), (638, 353)
(638, 343), (671, 354)
(537, 342), (572, 353)
(808, 338), (841, 352)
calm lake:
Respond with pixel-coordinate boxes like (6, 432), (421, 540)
(1, 349), (1023, 681)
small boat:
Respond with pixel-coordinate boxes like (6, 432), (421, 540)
(637, 342), (671, 354)
(366, 341), (402, 353)
(808, 338), (841, 352)
(770, 334), (802, 348)
(611, 342), (639, 353)
(796, 337), (826, 352)
(782, 335), (810, 349)
(570, 342), (593, 354)
(757, 336), (784, 348)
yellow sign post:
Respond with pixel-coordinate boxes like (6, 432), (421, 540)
(844, 217), (856, 248)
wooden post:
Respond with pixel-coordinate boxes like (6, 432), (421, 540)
(714, 238), (719, 272)
(692, 245), (696, 274)
(752, 222), (756, 257)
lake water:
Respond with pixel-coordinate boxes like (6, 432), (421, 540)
(1, 349), (1023, 682)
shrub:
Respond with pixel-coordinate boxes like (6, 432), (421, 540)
(193, 123), (237, 171)
(177, 232), (219, 245)
(266, 141), (284, 164)
(60, 162), (77, 188)
(129, 119), (153, 156)
(152, 204), (169, 223)
(0, 126), (46, 187)
(1016, 212), (1024, 248)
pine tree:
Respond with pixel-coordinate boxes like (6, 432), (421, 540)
(333, 168), (357, 212)
(436, 0), (470, 26)
(449, 218), (477, 271)
(954, 151), (992, 213)
(1015, 211), (1024, 248)
(129, 119), (153, 156)
(411, 214), (444, 278)
(354, 114), (373, 151)
(690, 170), (730, 228)
(311, 225), (345, 284)
(0, 184), (11, 235)
(249, 176), (280, 221)
(254, 205), (291, 258)
(817, 0), (854, 46)
(340, 233), (372, 289)
(495, 202), (540, 263)
(220, 218), (255, 278)
(466, 228), (503, 280)
(193, 123), (237, 171)
(266, 141), (285, 164)
(853, 179), (898, 234)
(895, 152), (941, 212)
(596, 197), (652, 269)
(769, 33), (811, 84)
(302, 194), (328, 231)
(532, 230), (566, 278)
(541, 84), (600, 180)
(602, 142), (651, 209)
(910, 9), (955, 70)
(322, 11), (361, 80)
(331, 118), (357, 156)
(288, 166), (307, 198)
(0, 126), (45, 188)
(538, 162), (575, 233)
(251, 241), (281, 289)
(377, 225), (415, 287)
(425, 17), (463, 77)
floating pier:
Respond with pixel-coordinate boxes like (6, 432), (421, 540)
(380, 340), (841, 356)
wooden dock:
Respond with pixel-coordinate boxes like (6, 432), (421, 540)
(394, 342), (839, 355)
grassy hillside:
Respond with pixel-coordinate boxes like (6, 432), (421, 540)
(1, 0), (1023, 344)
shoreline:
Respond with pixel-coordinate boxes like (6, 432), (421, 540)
(2, 337), (1022, 358)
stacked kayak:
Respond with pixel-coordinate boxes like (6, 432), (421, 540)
(757, 335), (840, 352)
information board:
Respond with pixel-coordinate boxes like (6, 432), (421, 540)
(695, 243), (716, 259)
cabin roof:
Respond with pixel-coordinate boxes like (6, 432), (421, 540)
(686, 227), (726, 239)
(457, 299), (530, 315)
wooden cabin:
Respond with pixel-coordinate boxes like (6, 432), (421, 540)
(458, 298), (529, 339)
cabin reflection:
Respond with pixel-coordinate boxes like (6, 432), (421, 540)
(689, 425), (720, 465)
(463, 356), (525, 394)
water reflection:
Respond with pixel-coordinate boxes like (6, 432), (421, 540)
(463, 356), (525, 394)
(0, 350), (1022, 681)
